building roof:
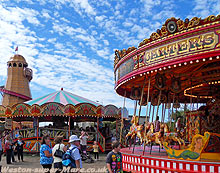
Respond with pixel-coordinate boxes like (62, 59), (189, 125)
(9, 54), (27, 63)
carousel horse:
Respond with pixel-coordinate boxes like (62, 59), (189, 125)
(163, 124), (185, 146)
(143, 123), (165, 148)
(126, 115), (145, 143)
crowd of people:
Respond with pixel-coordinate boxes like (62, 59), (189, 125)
(39, 130), (107, 173)
(38, 130), (123, 173)
(0, 128), (123, 173)
(0, 133), (25, 172)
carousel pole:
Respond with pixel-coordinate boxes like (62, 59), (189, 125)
(164, 103), (167, 123)
(134, 100), (138, 117)
(143, 76), (151, 155)
(120, 91), (126, 144)
(97, 117), (99, 141)
(133, 78), (146, 154)
(169, 93), (175, 129)
(148, 101), (152, 121)
(36, 117), (39, 152)
(162, 103), (165, 123)
(190, 82), (193, 142)
(151, 105), (155, 122)
(138, 77), (146, 123)
(155, 90), (162, 119)
(130, 100), (137, 150)
(68, 116), (71, 137)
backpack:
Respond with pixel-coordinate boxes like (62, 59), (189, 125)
(62, 146), (77, 168)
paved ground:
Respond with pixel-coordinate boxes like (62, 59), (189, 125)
(1, 153), (108, 173)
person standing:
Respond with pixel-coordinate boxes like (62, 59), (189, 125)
(106, 141), (123, 173)
(40, 135), (53, 173)
(92, 141), (99, 160)
(79, 131), (89, 153)
(10, 136), (16, 163)
(154, 116), (160, 132)
(68, 135), (82, 171)
(14, 135), (25, 162)
(4, 135), (12, 164)
(52, 136), (67, 173)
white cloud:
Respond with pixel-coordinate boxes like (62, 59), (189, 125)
(70, 0), (96, 16)
(95, 15), (106, 22)
(123, 21), (133, 27)
(188, 0), (220, 18)
(47, 38), (57, 43)
(140, 0), (161, 15)
(103, 40), (109, 46)
(42, 10), (51, 20)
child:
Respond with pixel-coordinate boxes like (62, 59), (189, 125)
(93, 141), (99, 160)
(106, 141), (122, 173)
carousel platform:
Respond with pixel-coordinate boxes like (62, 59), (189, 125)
(121, 146), (220, 173)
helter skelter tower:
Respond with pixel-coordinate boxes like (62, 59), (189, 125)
(0, 54), (32, 106)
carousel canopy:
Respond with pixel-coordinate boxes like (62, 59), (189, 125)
(25, 88), (99, 106)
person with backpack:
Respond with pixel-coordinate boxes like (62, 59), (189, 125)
(52, 136), (67, 173)
(62, 135), (82, 172)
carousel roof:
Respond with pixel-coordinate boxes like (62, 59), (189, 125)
(25, 88), (99, 106)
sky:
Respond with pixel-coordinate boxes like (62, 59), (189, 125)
(0, 0), (219, 118)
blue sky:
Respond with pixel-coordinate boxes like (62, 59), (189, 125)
(0, 0), (219, 117)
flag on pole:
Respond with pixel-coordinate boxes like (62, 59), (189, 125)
(15, 46), (18, 53)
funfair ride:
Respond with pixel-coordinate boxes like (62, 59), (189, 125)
(114, 15), (220, 173)
(0, 88), (121, 153)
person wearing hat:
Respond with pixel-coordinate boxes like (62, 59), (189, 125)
(14, 135), (25, 162)
(68, 135), (82, 170)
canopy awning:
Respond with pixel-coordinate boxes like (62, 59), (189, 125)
(25, 88), (99, 106)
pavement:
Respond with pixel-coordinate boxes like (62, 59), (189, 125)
(0, 153), (108, 173)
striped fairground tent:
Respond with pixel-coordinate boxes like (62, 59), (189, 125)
(25, 88), (99, 106)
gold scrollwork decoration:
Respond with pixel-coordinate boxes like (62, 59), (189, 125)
(161, 25), (168, 37)
(150, 32), (160, 41)
(187, 17), (201, 28)
(177, 19), (186, 31)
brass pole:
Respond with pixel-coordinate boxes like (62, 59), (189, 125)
(138, 77), (147, 123)
(190, 85), (193, 142)
(120, 91), (127, 144)
(133, 76), (146, 153)
(148, 102), (152, 122)
(151, 106), (155, 122)
(169, 93), (175, 129)
(68, 116), (71, 138)
(132, 100), (138, 153)
(143, 76), (151, 155)
(161, 103), (165, 123)
(155, 90), (162, 119)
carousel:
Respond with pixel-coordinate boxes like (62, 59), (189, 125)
(114, 14), (220, 172)
(0, 88), (121, 153)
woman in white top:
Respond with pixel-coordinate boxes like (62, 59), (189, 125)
(52, 136), (67, 173)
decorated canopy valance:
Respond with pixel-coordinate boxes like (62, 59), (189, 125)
(0, 89), (122, 120)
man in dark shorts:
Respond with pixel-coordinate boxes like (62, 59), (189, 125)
(106, 141), (123, 173)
